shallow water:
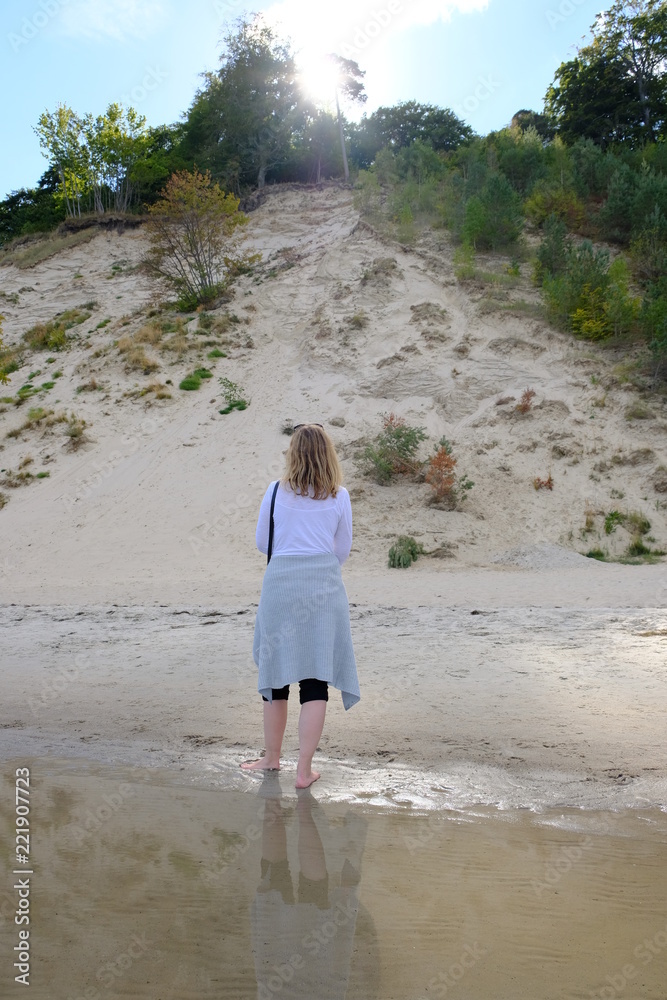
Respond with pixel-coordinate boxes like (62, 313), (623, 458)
(1, 758), (667, 1000)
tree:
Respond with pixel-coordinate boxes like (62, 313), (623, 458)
(545, 1), (667, 147)
(34, 104), (88, 216)
(595, 0), (667, 140)
(0, 169), (65, 245)
(324, 54), (367, 183)
(144, 168), (259, 307)
(81, 103), (151, 213)
(511, 109), (555, 142)
(355, 101), (472, 167)
(181, 16), (303, 190)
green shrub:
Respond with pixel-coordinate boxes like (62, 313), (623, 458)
(388, 535), (425, 569)
(542, 240), (630, 338)
(193, 368), (213, 379)
(585, 548), (607, 560)
(459, 174), (524, 251)
(179, 374), (201, 390)
(534, 214), (570, 285)
(525, 183), (585, 229)
(218, 376), (249, 414)
(360, 413), (427, 485)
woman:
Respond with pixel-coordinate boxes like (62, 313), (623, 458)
(242, 423), (360, 788)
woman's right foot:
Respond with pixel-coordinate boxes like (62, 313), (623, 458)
(295, 769), (320, 788)
(240, 757), (280, 771)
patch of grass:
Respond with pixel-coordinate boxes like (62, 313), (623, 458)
(0, 491), (7, 509)
(585, 548), (607, 561)
(624, 402), (655, 421)
(179, 374), (201, 391)
(5, 406), (54, 438)
(388, 535), (425, 569)
(117, 336), (160, 373)
(0, 468), (35, 488)
(41, 381), (55, 390)
(207, 348), (227, 359)
(604, 510), (624, 535)
(0, 228), (96, 269)
(193, 368), (213, 379)
(75, 377), (101, 393)
(36, 471), (50, 479)
(63, 412), (91, 451)
(95, 318), (112, 329)
(347, 312), (369, 330)
(361, 257), (398, 285)
(23, 307), (93, 352)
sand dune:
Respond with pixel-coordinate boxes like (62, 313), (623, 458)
(0, 185), (665, 607)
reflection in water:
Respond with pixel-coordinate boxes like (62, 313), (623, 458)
(250, 775), (377, 999)
(1, 759), (666, 1000)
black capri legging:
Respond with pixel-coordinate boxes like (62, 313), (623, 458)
(262, 678), (328, 704)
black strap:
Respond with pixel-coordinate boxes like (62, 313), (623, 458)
(267, 481), (280, 564)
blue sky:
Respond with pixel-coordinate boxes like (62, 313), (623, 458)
(0, 0), (600, 199)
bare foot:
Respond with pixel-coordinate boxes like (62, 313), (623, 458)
(240, 757), (280, 771)
(295, 770), (320, 788)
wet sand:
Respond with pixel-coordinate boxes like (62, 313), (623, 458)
(1, 758), (666, 1000)
(2, 603), (667, 811)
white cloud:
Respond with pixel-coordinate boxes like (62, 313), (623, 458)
(57, 0), (170, 42)
(263, 0), (491, 58)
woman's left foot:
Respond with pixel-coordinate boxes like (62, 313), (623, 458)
(240, 757), (280, 771)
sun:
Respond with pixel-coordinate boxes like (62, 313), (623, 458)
(297, 54), (340, 105)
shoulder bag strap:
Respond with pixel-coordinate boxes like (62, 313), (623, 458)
(267, 481), (280, 565)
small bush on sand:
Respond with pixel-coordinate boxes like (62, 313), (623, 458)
(425, 438), (474, 507)
(388, 535), (425, 569)
(179, 374), (201, 391)
(361, 413), (427, 485)
(516, 388), (536, 414)
(218, 376), (249, 413)
(63, 413), (90, 451)
(23, 307), (92, 351)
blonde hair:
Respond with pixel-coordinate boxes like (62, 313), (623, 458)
(281, 424), (344, 499)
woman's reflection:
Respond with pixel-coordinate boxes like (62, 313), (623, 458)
(250, 776), (376, 999)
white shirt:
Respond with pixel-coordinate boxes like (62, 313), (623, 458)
(255, 481), (353, 565)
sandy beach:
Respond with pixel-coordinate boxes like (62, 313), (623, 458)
(2, 185), (667, 1000)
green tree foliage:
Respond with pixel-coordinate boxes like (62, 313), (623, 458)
(35, 103), (88, 216)
(0, 169), (66, 244)
(81, 104), (151, 213)
(461, 173), (524, 250)
(180, 16), (303, 190)
(545, 1), (667, 147)
(352, 101), (472, 168)
(541, 239), (640, 339)
(144, 168), (259, 308)
(35, 102), (156, 216)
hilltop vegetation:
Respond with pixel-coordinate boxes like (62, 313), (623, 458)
(1, 1), (666, 383)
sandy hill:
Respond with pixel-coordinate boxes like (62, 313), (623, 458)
(1, 185), (666, 607)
